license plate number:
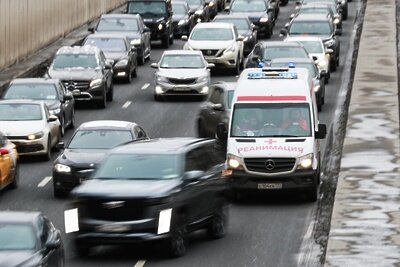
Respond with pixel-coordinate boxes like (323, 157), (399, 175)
(72, 90), (81, 96)
(258, 183), (282, 190)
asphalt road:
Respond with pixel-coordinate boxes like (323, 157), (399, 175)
(0, 1), (362, 266)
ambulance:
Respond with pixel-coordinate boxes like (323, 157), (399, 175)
(217, 67), (327, 201)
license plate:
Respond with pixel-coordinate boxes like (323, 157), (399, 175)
(72, 89), (81, 96)
(258, 183), (282, 190)
(96, 224), (130, 233)
(173, 87), (189, 91)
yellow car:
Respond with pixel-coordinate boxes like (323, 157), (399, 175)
(0, 131), (19, 191)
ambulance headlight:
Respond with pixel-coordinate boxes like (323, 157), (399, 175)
(227, 154), (243, 169)
(297, 154), (313, 169)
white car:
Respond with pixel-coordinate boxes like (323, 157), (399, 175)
(0, 100), (61, 161)
(284, 36), (333, 83)
(182, 22), (244, 75)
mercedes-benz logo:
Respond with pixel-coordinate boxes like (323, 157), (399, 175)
(265, 159), (275, 171)
(207, 50), (212, 55)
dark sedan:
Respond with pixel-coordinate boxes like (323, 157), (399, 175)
(52, 120), (148, 197)
(2, 78), (75, 136)
(197, 81), (236, 138)
(89, 14), (151, 65)
(172, 1), (195, 37)
(185, 0), (210, 24)
(66, 138), (229, 257)
(0, 211), (64, 267)
(83, 34), (138, 83)
(213, 14), (257, 55)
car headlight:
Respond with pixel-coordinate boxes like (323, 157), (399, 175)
(156, 75), (169, 83)
(208, 1), (214, 7)
(297, 153), (313, 169)
(197, 75), (208, 83)
(157, 208), (172, 234)
(115, 59), (129, 67)
(27, 131), (44, 140)
(259, 16), (269, 23)
(90, 78), (103, 88)
(227, 154), (244, 170)
(178, 19), (188, 25)
(54, 163), (71, 173)
(49, 108), (61, 115)
(333, 18), (340, 24)
(314, 84), (320, 92)
(158, 23), (163, 30)
(195, 9), (204, 15)
(324, 39), (335, 47)
(130, 38), (141, 45)
(317, 59), (327, 68)
(243, 36), (249, 42)
(341, 0), (346, 4)
(223, 44), (236, 55)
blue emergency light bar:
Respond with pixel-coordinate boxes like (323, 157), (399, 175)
(247, 70), (298, 79)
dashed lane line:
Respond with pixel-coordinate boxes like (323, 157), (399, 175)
(38, 176), (52, 187)
(134, 260), (146, 267)
(122, 101), (132, 109)
(141, 83), (150, 90)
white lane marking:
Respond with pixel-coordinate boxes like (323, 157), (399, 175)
(38, 176), (52, 187)
(122, 101), (132, 109)
(141, 83), (150, 90)
(134, 260), (146, 267)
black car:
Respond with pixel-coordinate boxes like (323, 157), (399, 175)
(83, 33), (138, 83)
(185, 0), (211, 25)
(172, 1), (195, 37)
(245, 41), (311, 68)
(2, 78), (75, 136)
(89, 14), (151, 65)
(280, 13), (340, 71)
(52, 120), (148, 197)
(213, 14), (257, 55)
(127, 0), (174, 48)
(45, 45), (114, 109)
(227, 0), (276, 38)
(0, 211), (64, 267)
(68, 138), (229, 257)
(197, 81), (236, 138)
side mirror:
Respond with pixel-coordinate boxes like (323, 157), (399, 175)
(212, 103), (224, 111)
(326, 48), (334, 54)
(216, 122), (228, 141)
(41, 63), (49, 71)
(64, 94), (73, 101)
(207, 63), (215, 68)
(224, 6), (230, 12)
(312, 56), (318, 61)
(0, 148), (9, 155)
(252, 25), (259, 31)
(143, 27), (151, 33)
(189, 10), (195, 15)
(183, 170), (204, 182)
(130, 47), (137, 53)
(48, 115), (58, 122)
(280, 28), (287, 36)
(267, 7), (274, 13)
(151, 63), (159, 69)
(181, 35), (188, 41)
(105, 62), (113, 70)
(88, 27), (95, 33)
(315, 123), (327, 139)
(46, 238), (61, 249)
(237, 36), (244, 41)
(56, 142), (65, 150)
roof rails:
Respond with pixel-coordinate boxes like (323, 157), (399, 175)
(247, 68), (298, 79)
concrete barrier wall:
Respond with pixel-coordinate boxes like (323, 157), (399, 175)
(0, 0), (127, 70)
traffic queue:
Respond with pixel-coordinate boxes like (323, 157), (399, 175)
(0, 0), (348, 264)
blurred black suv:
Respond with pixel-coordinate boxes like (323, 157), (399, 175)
(69, 138), (229, 257)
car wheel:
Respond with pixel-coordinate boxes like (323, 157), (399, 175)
(169, 31), (174, 45)
(162, 34), (169, 48)
(139, 47), (146, 65)
(53, 128), (62, 152)
(68, 109), (75, 129)
(132, 63), (138, 78)
(232, 56), (240, 75)
(167, 228), (187, 257)
(154, 93), (163, 101)
(43, 137), (51, 161)
(317, 103), (322, 112)
(208, 204), (228, 239)
(126, 70), (132, 83)
(265, 25), (273, 39)
(75, 241), (91, 257)
(53, 187), (67, 198)
(107, 82), (114, 101)
(342, 9), (348, 20)
(8, 163), (19, 189)
(330, 58), (337, 72)
(97, 90), (107, 109)
(60, 116), (65, 137)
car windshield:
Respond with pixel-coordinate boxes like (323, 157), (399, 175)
(128, 1), (166, 15)
(172, 3), (187, 14)
(227, 90), (235, 109)
(270, 63), (317, 77)
(93, 153), (182, 180)
(0, 104), (42, 121)
(97, 18), (139, 32)
(297, 41), (323, 53)
(231, 103), (312, 137)
(263, 47), (309, 60)
(289, 21), (332, 35)
(52, 54), (98, 69)
(84, 38), (127, 52)
(231, 0), (266, 12)
(191, 28), (233, 41)
(0, 224), (36, 251)
(68, 130), (133, 149)
(160, 54), (205, 68)
(4, 84), (58, 100)
(214, 18), (249, 30)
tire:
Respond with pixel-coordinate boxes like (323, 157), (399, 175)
(107, 82), (114, 101)
(53, 187), (67, 198)
(162, 34), (169, 48)
(53, 128), (62, 152)
(132, 64), (138, 78)
(167, 228), (187, 257)
(154, 93), (163, 101)
(126, 70), (132, 83)
(43, 137), (51, 161)
(8, 163), (19, 189)
(265, 25), (273, 39)
(232, 56), (240, 75)
(169, 31), (174, 45)
(68, 109), (75, 129)
(208, 204), (228, 239)
(97, 90), (107, 109)
(330, 58), (337, 72)
(139, 47), (146, 65)
(342, 9), (348, 20)
(60, 116), (65, 137)
(317, 103), (322, 112)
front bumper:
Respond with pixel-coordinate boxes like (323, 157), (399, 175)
(173, 22), (190, 36)
(8, 137), (47, 156)
(204, 51), (238, 68)
(71, 84), (106, 101)
(53, 170), (93, 193)
(155, 81), (209, 96)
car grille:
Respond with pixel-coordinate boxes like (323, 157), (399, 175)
(85, 199), (147, 221)
(244, 158), (296, 173)
(16, 144), (44, 153)
(201, 49), (220, 57)
(168, 78), (197, 84)
(7, 136), (29, 140)
(62, 80), (90, 91)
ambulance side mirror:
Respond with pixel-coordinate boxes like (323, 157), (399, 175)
(216, 123), (228, 141)
(315, 124), (327, 139)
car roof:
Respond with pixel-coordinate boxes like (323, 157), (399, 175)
(78, 120), (137, 130)
(0, 211), (41, 224)
(270, 58), (315, 64)
(292, 13), (332, 22)
(111, 138), (209, 154)
(195, 22), (235, 29)
(259, 41), (304, 48)
(285, 36), (323, 42)
(100, 14), (141, 19)
(9, 78), (60, 85)
(56, 45), (100, 55)
(163, 50), (202, 55)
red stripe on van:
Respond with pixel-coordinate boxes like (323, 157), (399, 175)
(237, 96), (307, 101)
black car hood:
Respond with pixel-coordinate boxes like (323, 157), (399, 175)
(103, 51), (127, 62)
(189, 5), (201, 12)
(47, 68), (101, 81)
(73, 178), (183, 198)
(0, 251), (40, 267)
(142, 16), (166, 24)
(58, 149), (108, 167)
